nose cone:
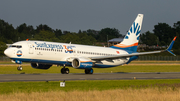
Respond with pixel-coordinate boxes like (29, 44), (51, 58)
(4, 48), (12, 57)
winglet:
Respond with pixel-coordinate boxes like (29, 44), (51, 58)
(166, 36), (177, 56)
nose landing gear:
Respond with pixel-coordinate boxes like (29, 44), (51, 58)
(15, 60), (23, 71)
(17, 65), (22, 71)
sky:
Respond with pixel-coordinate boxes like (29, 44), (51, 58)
(0, 0), (180, 35)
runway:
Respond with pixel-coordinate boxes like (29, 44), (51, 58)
(0, 72), (180, 82)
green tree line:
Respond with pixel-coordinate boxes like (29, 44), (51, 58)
(140, 22), (180, 55)
(0, 19), (122, 56)
(0, 19), (180, 56)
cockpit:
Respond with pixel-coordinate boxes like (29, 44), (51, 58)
(9, 45), (22, 48)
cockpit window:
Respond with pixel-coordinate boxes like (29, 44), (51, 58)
(17, 46), (22, 48)
(10, 45), (22, 48)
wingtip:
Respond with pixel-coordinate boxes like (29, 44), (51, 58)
(166, 36), (177, 56)
(173, 36), (177, 41)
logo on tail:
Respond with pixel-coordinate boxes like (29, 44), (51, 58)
(111, 14), (144, 52)
(125, 22), (141, 41)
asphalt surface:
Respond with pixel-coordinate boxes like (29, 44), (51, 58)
(0, 72), (180, 82)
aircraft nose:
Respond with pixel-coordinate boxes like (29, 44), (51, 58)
(4, 48), (12, 57)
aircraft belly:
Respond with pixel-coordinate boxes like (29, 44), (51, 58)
(94, 58), (129, 68)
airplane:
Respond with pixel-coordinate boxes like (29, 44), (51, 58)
(4, 14), (177, 74)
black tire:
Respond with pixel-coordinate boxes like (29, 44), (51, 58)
(85, 68), (93, 74)
(17, 66), (22, 71)
(61, 68), (65, 74)
(65, 68), (69, 74)
(85, 69), (89, 74)
(89, 68), (93, 74)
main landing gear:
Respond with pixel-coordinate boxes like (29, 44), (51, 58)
(85, 68), (93, 74)
(17, 65), (22, 71)
(61, 64), (69, 74)
(60, 64), (93, 74)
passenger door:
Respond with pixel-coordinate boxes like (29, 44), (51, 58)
(28, 44), (34, 54)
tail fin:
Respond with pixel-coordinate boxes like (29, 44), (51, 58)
(111, 14), (144, 52)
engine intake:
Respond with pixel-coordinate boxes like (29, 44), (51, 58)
(72, 57), (93, 69)
(31, 63), (52, 69)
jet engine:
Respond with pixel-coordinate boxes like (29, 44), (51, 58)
(72, 57), (93, 69)
(31, 63), (52, 69)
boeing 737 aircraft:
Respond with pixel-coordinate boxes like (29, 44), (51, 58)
(4, 14), (177, 74)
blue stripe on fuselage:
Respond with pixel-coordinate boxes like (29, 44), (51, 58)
(94, 64), (120, 68)
(10, 58), (71, 66)
(10, 58), (118, 68)
(126, 56), (138, 64)
(110, 46), (138, 52)
(110, 46), (139, 64)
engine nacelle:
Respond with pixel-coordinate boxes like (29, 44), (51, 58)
(31, 63), (52, 69)
(72, 57), (93, 69)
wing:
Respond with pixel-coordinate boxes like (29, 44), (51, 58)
(89, 50), (163, 60)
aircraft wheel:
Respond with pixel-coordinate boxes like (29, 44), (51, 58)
(89, 68), (93, 74)
(65, 68), (69, 74)
(61, 68), (69, 74)
(85, 68), (93, 74)
(61, 68), (65, 74)
(85, 69), (89, 74)
(17, 66), (22, 71)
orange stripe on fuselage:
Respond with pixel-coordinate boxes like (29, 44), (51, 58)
(80, 61), (92, 63)
(114, 43), (138, 48)
(63, 45), (73, 51)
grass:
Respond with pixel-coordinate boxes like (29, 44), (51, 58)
(1, 79), (180, 101)
(1, 88), (180, 101)
(1, 79), (180, 94)
(0, 61), (29, 64)
(0, 61), (14, 64)
(0, 64), (180, 74)
(0, 60), (180, 100)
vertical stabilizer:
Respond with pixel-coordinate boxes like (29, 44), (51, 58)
(111, 14), (144, 52)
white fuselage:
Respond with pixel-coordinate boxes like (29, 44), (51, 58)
(5, 40), (130, 68)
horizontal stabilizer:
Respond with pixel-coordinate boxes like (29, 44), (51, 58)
(166, 36), (177, 56)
